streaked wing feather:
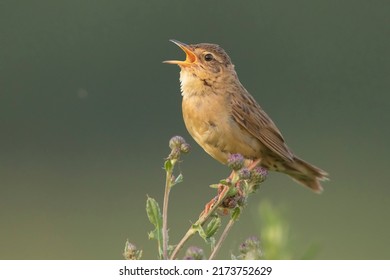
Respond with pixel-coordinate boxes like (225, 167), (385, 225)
(230, 88), (294, 162)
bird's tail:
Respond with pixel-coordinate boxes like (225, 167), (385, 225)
(284, 156), (329, 193)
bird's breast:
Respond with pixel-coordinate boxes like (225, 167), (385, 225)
(182, 92), (262, 164)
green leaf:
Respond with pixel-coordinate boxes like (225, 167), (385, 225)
(227, 186), (238, 196)
(192, 223), (204, 235)
(192, 217), (220, 249)
(148, 230), (155, 240)
(164, 160), (173, 172)
(231, 207), (241, 221)
(193, 224), (208, 241)
(146, 197), (163, 258)
(209, 184), (220, 189)
(205, 216), (222, 238)
(240, 180), (249, 194)
(171, 173), (183, 187)
(146, 197), (162, 228)
(219, 179), (229, 185)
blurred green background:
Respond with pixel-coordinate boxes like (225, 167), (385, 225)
(1, 0), (389, 259)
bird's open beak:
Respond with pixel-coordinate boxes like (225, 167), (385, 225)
(163, 39), (197, 66)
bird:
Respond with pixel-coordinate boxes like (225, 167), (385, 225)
(164, 39), (328, 192)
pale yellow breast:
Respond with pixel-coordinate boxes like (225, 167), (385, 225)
(180, 73), (262, 164)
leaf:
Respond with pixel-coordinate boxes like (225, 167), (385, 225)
(148, 230), (156, 240)
(146, 197), (162, 228)
(205, 216), (222, 238)
(171, 173), (183, 187)
(241, 180), (250, 194)
(192, 217), (221, 249)
(231, 207), (241, 221)
(219, 179), (229, 185)
(164, 160), (173, 172)
(227, 186), (238, 196)
(146, 197), (163, 258)
(192, 224), (208, 242)
(192, 223), (204, 236)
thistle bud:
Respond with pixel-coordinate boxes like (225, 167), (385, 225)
(222, 196), (238, 209)
(169, 136), (186, 150)
(227, 154), (245, 170)
(250, 167), (268, 184)
(238, 236), (262, 260)
(238, 168), (251, 180)
(180, 143), (191, 154)
(183, 246), (205, 260)
(123, 241), (142, 260)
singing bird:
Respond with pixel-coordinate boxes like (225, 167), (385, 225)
(164, 40), (328, 192)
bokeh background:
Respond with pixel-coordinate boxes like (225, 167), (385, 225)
(1, 0), (389, 259)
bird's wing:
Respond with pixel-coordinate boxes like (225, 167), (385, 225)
(230, 87), (294, 162)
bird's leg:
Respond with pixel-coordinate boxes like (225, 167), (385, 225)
(227, 170), (235, 180)
(248, 159), (261, 170)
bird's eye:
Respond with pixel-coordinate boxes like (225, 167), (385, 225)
(204, 53), (214, 61)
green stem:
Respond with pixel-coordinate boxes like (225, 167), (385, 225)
(169, 185), (231, 260)
(209, 215), (237, 259)
(162, 167), (172, 260)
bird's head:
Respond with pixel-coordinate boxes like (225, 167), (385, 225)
(163, 40), (235, 81)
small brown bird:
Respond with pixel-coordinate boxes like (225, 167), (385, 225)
(164, 40), (328, 192)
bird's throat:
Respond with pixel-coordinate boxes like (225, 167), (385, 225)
(179, 70), (211, 97)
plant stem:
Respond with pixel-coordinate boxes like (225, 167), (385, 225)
(209, 217), (236, 259)
(162, 167), (172, 260)
(169, 185), (231, 260)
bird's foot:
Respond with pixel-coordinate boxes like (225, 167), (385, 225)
(247, 159), (261, 170)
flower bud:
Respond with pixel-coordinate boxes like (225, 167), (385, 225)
(123, 241), (142, 260)
(237, 236), (262, 260)
(227, 154), (245, 170)
(169, 136), (186, 150)
(238, 168), (251, 180)
(180, 143), (191, 154)
(250, 167), (268, 184)
(237, 195), (247, 206)
(183, 246), (205, 260)
(222, 196), (238, 209)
